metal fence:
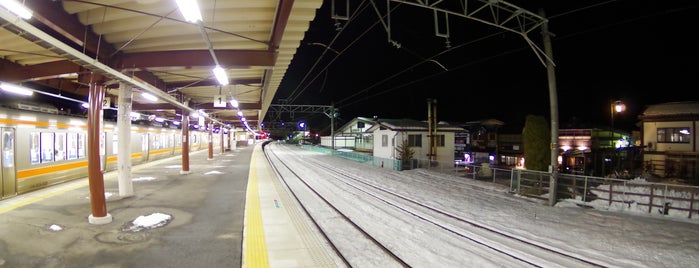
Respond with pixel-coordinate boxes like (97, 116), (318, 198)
(301, 145), (402, 170)
(456, 163), (699, 219)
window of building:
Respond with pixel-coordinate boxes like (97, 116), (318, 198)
(436, 134), (445, 147)
(382, 134), (388, 147)
(657, 127), (691, 143)
(408, 134), (422, 147)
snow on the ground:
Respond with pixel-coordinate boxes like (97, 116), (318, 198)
(276, 144), (699, 268)
(123, 212), (172, 232)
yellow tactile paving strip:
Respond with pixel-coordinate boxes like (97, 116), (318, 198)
(243, 147), (270, 268)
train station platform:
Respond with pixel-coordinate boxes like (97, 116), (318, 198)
(0, 142), (338, 268)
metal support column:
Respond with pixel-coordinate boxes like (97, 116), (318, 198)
(541, 9), (559, 206)
(208, 121), (214, 160)
(87, 81), (112, 224)
(181, 110), (191, 175)
(117, 83), (133, 197)
(220, 125), (224, 154)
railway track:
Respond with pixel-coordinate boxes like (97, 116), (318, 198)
(264, 142), (609, 267)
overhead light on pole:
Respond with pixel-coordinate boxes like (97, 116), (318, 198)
(0, 82), (33, 96)
(175, 0), (202, 23)
(213, 65), (229, 85)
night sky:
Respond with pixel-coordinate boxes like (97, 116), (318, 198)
(274, 0), (699, 133)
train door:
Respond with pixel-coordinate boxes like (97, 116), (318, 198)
(100, 132), (107, 171)
(141, 133), (149, 161)
(1, 128), (17, 199)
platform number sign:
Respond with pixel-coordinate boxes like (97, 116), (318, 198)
(213, 95), (226, 107)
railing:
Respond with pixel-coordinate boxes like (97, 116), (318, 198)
(457, 164), (699, 219)
(301, 145), (402, 170)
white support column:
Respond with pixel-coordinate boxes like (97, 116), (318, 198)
(117, 83), (134, 197)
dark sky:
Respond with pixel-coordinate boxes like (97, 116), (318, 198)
(274, 0), (699, 133)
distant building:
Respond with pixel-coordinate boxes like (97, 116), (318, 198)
(331, 117), (464, 169)
(328, 117), (381, 151)
(639, 101), (699, 180)
(454, 119), (505, 165)
(368, 118), (463, 169)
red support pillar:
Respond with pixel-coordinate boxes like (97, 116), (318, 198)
(220, 124), (224, 154)
(87, 82), (112, 224)
(208, 121), (214, 160)
(181, 112), (190, 174)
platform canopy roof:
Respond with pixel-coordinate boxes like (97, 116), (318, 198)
(0, 0), (323, 129)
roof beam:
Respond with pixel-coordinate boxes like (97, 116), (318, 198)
(270, 0), (295, 50)
(0, 60), (82, 82)
(25, 0), (117, 61)
(133, 102), (261, 111)
(111, 50), (277, 69)
(167, 78), (261, 89)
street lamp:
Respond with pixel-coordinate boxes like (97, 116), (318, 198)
(610, 100), (625, 173)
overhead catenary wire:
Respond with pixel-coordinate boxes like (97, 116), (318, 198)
(287, 1), (407, 103)
(333, 0), (685, 110)
(285, 0), (370, 103)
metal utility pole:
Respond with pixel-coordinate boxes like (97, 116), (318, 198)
(427, 98), (437, 163)
(541, 9), (559, 206)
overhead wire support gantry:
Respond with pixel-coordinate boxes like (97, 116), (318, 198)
(362, 0), (553, 67)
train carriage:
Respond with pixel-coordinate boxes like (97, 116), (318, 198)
(0, 106), (218, 199)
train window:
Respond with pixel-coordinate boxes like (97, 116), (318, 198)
(55, 132), (66, 161)
(162, 134), (169, 148)
(41, 132), (54, 163)
(77, 132), (86, 159)
(141, 134), (147, 152)
(67, 132), (78, 160)
(3, 131), (14, 168)
(112, 133), (118, 155)
(30, 132), (40, 164)
(100, 132), (105, 156)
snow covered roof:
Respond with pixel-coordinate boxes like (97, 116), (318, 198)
(639, 101), (699, 121)
(371, 118), (464, 132)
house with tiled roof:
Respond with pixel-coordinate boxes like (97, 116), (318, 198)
(639, 101), (699, 179)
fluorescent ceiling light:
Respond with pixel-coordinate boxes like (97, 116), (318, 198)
(230, 99), (239, 108)
(141, 92), (158, 102)
(175, 0), (202, 23)
(1, 0), (33, 20)
(0, 82), (33, 96)
(213, 66), (229, 85)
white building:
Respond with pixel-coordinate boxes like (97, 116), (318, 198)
(639, 101), (699, 179)
(366, 118), (464, 169)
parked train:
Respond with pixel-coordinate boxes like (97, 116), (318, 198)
(0, 104), (231, 200)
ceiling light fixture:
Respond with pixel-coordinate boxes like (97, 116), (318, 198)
(1, 0), (32, 20)
(175, 0), (202, 23)
(0, 82), (33, 96)
(230, 99), (239, 108)
(141, 92), (158, 102)
(213, 66), (229, 85)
